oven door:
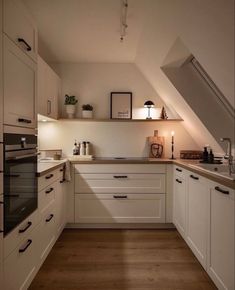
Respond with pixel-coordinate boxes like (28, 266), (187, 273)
(4, 152), (37, 235)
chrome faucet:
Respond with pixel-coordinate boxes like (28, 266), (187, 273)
(220, 137), (234, 175)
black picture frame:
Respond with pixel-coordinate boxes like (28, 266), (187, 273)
(110, 92), (132, 119)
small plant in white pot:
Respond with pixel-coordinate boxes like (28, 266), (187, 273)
(64, 94), (78, 119)
(82, 104), (93, 119)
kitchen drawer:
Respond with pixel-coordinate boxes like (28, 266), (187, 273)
(74, 164), (166, 174)
(38, 167), (60, 191)
(174, 165), (186, 179)
(37, 200), (56, 268)
(4, 223), (39, 290)
(4, 209), (39, 259)
(38, 183), (56, 215)
(75, 173), (165, 194)
(75, 193), (166, 223)
(3, 0), (37, 61)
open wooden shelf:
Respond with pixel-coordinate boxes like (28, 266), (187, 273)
(58, 118), (183, 122)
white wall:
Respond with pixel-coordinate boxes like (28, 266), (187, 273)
(38, 120), (198, 158)
(135, 0), (234, 152)
(51, 62), (174, 119)
(38, 63), (199, 157)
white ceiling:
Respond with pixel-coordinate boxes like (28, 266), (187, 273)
(23, 0), (148, 63)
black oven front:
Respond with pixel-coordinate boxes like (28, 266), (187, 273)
(4, 133), (38, 235)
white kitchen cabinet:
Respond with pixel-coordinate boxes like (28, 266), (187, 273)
(37, 55), (60, 119)
(37, 200), (56, 268)
(75, 193), (166, 223)
(173, 168), (187, 238)
(185, 172), (209, 269)
(74, 164), (166, 224)
(4, 224), (39, 290)
(3, 0), (38, 62)
(55, 178), (67, 236)
(207, 182), (234, 290)
(3, 35), (37, 128)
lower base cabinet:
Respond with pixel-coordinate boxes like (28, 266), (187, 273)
(75, 193), (165, 223)
(186, 174), (208, 269)
(4, 225), (39, 290)
(207, 184), (234, 290)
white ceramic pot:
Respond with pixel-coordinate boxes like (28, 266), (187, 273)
(65, 104), (76, 119)
(82, 110), (93, 119)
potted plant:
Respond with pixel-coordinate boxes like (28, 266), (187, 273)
(82, 104), (93, 119)
(64, 94), (78, 118)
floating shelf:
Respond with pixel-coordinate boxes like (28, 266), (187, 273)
(58, 118), (183, 122)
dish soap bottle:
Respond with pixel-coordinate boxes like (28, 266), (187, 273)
(202, 146), (209, 163)
(208, 149), (214, 163)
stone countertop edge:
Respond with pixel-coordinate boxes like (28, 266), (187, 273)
(68, 158), (235, 190)
(37, 160), (67, 177)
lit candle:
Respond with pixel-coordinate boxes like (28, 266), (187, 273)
(171, 131), (175, 143)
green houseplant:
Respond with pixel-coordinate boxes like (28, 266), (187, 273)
(82, 104), (93, 119)
(64, 94), (78, 118)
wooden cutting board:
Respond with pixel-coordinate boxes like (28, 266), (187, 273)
(147, 130), (165, 158)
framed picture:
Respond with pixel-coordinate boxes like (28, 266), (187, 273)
(110, 92), (132, 119)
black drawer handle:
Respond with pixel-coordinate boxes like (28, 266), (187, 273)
(176, 168), (182, 172)
(17, 38), (32, 51)
(45, 187), (54, 194)
(176, 179), (182, 184)
(60, 168), (64, 172)
(18, 118), (32, 124)
(45, 174), (54, 180)
(113, 175), (128, 179)
(190, 174), (199, 180)
(19, 239), (32, 253)
(19, 221), (32, 233)
(46, 214), (54, 222)
(113, 195), (128, 199)
(60, 179), (65, 183)
(215, 186), (229, 195)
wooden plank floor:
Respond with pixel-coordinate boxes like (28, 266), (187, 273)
(29, 229), (217, 290)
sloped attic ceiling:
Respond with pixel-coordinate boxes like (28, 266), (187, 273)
(23, 0), (234, 153)
(135, 0), (234, 152)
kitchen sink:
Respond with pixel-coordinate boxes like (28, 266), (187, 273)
(190, 163), (235, 181)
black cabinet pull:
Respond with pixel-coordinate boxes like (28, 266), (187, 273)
(60, 168), (64, 172)
(60, 179), (65, 183)
(113, 195), (127, 199)
(45, 187), (54, 194)
(176, 179), (182, 184)
(19, 239), (32, 253)
(17, 38), (32, 51)
(113, 175), (128, 179)
(190, 174), (199, 180)
(45, 174), (54, 180)
(176, 168), (182, 172)
(19, 221), (32, 233)
(18, 118), (32, 124)
(46, 214), (54, 222)
(215, 186), (229, 195)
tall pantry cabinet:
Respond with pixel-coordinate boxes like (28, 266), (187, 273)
(2, 0), (37, 128)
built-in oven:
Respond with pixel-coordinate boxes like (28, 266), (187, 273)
(3, 132), (38, 236)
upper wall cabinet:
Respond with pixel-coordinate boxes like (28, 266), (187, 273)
(3, 36), (36, 128)
(3, 0), (38, 62)
(37, 56), (61, 120)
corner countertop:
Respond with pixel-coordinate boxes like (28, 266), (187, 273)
(69, 157), (235, 189)
(37, 159), (67, 176)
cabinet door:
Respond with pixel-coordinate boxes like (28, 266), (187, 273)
(207, 184), (234, 290)
(4, 225), (39, 290)
(173, 177), (186, 238)
(3, 36), (36, 128)
(186, 173), (208, 269)
(55, 180), (66, 236)
(3, 0), (37, 62)
(75, 193), (165, 223)
(37, 55), (47, 116)
(47, 66), (59, 120)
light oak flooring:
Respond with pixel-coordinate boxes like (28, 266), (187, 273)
(29, 229), (217, 290)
